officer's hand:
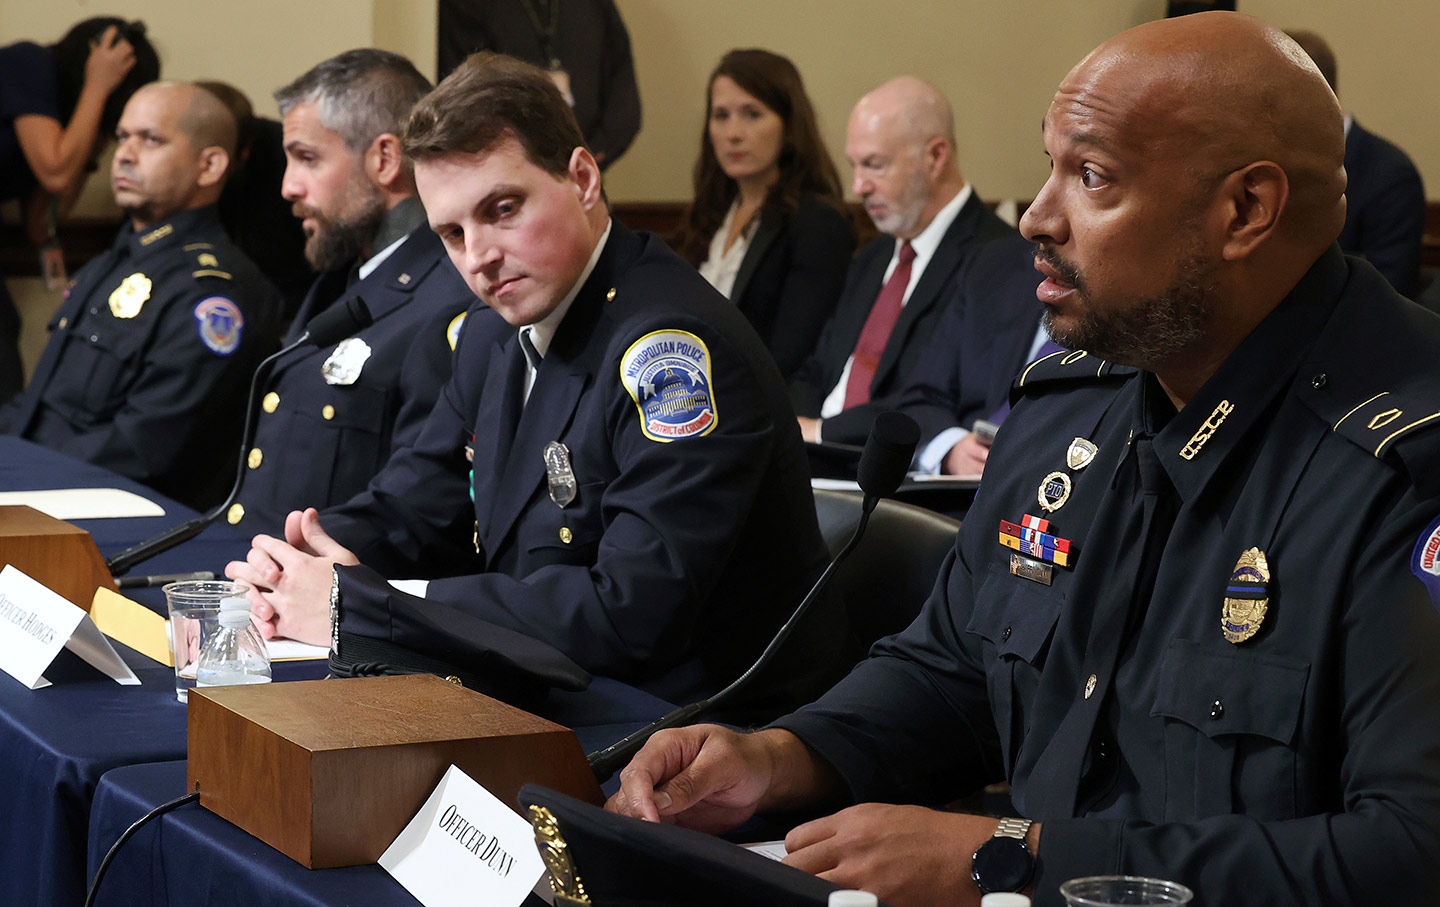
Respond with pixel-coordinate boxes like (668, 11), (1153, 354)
(85, 25), (136, 95)
(785, 807), (1028, 907)
(943, 433), (989, 477)
(608, 726), (801, 834)
(797, 417), (822, 443)
(224, 509), (357, 644)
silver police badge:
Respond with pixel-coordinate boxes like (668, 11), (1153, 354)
(544, 441), (576, 508)
(322, 337), (372, 386)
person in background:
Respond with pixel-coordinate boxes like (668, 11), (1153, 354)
(673, 48), (854, 381)
(194, 80), (313, 323)
(0, 82), (281, 509)
(1288, 29), (1427, 299)
(436, 0), (640, 169)
(0, 17), (160, 401)
(788, 76), (1015, 446)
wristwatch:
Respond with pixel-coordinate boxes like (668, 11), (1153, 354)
(970, 817), (1035, 894)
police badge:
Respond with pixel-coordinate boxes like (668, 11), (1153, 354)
(544, 441), (576, 508)
(1222, 547), (1270, 644)
(322, 337), (372, 385)
(109, 273), (152, 318)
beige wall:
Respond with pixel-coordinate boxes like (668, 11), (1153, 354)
(4, 1), (1436, 374)
(606, 0), (1440, 203)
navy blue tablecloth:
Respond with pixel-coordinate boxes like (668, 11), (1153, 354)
(87, 678), (674, 907)
(0, 436), (279, 907)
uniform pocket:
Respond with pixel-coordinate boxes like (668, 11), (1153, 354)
(1150, 638), (1309, 820)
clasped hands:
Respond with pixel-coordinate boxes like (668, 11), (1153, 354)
(224, 507), (358, 646)
(607, 724), (1027, 907)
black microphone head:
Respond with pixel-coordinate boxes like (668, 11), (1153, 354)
(857, 411), (920, 499)
(304, 296), (374, 347)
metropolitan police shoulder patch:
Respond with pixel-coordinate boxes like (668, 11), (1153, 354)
(620, 329), (717, 442)
(194, 297), (244, 355)
(447, 312), (467, 351)
(1411, 514), (1440, 607)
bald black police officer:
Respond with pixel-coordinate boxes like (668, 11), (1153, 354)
(1, 81), (280, 508)
(610, 14), (1440, 906)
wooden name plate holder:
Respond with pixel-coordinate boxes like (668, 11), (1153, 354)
(0, 505), (116, 609)
(187, 673), (604, 869)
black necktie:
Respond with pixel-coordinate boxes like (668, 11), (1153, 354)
(1022, 435), (1179, 817)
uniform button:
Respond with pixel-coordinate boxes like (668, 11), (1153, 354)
(57, 317), (68, 329)
(1084, 674), (1097, 699)
(226, 503), (245, 525)
(262, 392), (280, 413)
(1210, 699), (1224, 719)
(559, 527), (573, 544)
(89, 334), (99, 342)
(1001, 626), (1012, 641)
(605, 287), (617, 302)
(1311, 373), (1328, 389)
(89, 308), (98, 315)
(444, 675), (463, 686)
(322, 404), (335, 420)
(247, 448), (263, 469)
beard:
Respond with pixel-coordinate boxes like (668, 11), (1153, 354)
(294, 179), (386, 272)
(1038, 243), (1216, 370)
(865, 166), (933, 236)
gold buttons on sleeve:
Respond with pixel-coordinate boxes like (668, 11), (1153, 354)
(247, 448), (263, 469)
(226, 503), (245, 525)
(322, 405), (335, 420)
(1084, 674), (1097, 700)
(559, 527), (573, 544)
(262, 392), (280, 413)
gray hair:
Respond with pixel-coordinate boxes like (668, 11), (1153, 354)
(274, 49), (432, 153)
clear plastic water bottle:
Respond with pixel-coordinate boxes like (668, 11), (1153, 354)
(195, 596), (271, 688)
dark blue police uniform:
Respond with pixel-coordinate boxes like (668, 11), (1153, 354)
(774, 247), (1440, 905)
(227, 223), (477, 534)
(0, 205), (281, 508)
(322, 222), (834, 708)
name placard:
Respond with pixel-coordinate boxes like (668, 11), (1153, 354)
(379, 764), (545, 907)
(0, 565), (140, 689)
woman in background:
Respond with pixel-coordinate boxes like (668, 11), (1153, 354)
(0, 18), (160, 401)
(674, 48), (853, 379)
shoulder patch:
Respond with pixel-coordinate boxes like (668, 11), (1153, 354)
(1014, 348), (1137, 394)
(194, 297), (244, 355)
(620, 330), (717, 442)
(1412, 514), (1440, 607)
(1329, 390), (1440, 460)
(447, 312), (467, 351)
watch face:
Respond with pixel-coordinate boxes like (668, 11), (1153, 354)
(971, 836), (1035, 894)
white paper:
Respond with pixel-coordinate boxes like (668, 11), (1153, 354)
(379, 765), (546, 907)
(264, 637), (330, 661)
(0, 565), (138, 689)
(0, 487), (165, 519)
(744, 840), (789, 861)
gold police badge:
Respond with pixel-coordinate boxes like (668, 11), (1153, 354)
(1221, 547), (1270, 644)
(109, 273), (152, 318)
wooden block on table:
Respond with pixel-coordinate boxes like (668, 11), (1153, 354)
(0, 505), (116, 610)
(187, 673), (604, 869)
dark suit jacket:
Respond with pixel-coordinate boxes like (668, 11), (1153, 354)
(1339, 119), (1426, 299)
(787, 189), (1016, 445)
(729, 198), (854, 379)
(324, 223), (833, 709)
(898, 232), (1045, 460)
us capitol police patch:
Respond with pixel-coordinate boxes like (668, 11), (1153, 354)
(619, 329), (717, 442)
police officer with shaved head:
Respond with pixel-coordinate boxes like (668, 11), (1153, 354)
(0, 81), (280, 509)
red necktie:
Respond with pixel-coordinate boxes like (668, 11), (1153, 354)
(844, 240), (915, 408)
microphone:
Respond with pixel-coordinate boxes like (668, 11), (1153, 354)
(587, 411), (920, 781)
(105, 298), (374, 575)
